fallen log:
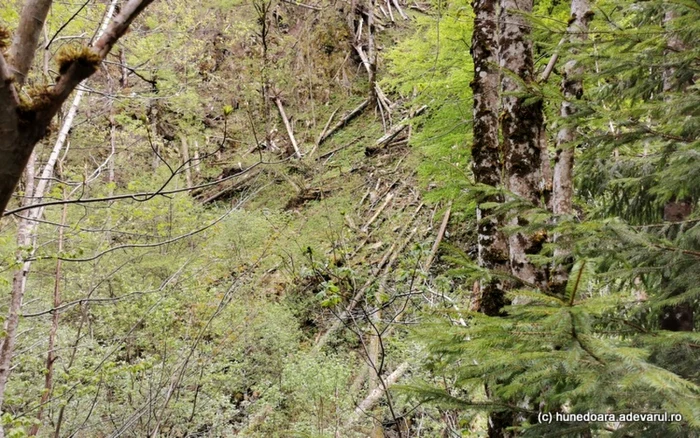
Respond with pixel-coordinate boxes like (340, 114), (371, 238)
(423, 201), (451, 271)
(316, 107), (340, 146)
(385, 0), (395, 22)
(366, 105), (427, 154)
(200, 170), (260, 204)
(345, 362), (409, 427)
(274, 96), (303, 158)
(391, 0), (409, 19)
(317, 99), (370, 146)
(280, 0), (322, 10)
(317, 136), (364, 160)
(314, 201), (422, 352)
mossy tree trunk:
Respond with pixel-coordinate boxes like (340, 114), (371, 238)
(471, 0), (510, 316)
(499, 0), (547, 289)
(471, 1), (519, 435)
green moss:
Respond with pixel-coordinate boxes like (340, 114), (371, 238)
(17, 85), (56, 132)
(55, 45), (101, 76)
(17, 85), (53, 111)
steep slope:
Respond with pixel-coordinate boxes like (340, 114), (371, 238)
(0, 1), (455, 436)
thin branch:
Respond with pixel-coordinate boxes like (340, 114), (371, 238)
(29, 202), (236, 263)
(3, 157), (285, 217)
(45, 0), (91, 50)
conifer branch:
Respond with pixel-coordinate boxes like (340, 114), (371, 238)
(570, 312), (605, 365)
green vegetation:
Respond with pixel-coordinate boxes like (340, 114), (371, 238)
(0, 0), (697, 436)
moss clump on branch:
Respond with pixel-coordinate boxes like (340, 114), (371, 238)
(22, 85), (55, 111)
(56, 45), (102, 76)
(17, 85), (57, 129)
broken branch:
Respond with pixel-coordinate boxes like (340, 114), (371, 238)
(274, 96), (303, 158)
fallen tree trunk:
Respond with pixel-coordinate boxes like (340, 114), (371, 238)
(314, 201), (422, 352)
(315, 107), (340, 146)
(317, 99), (370, 145)
(391, 0), (408, 19)
(200, 170), (261, 204)
(345, 362), (409, 427)
(424, 201), (452, 271)
(316, 136), (364, 160)
(274, 97), (303, 158)
(366, 105), (427, 154)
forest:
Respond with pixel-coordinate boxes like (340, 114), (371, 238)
(0, 0), (698, 436)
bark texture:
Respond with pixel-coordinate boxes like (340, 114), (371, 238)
(550, 0), (592, 294)
(471, 0), (510, 316)
(499, 0), (546, 288)
(471, 1), (517, 434)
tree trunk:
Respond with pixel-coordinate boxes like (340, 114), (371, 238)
(658, 8), (693, 332)
(274, 96), (303, 158)
(368, 287), (384, 437)
(471, 1), (518, 435)
(367, 0), (378, 105)
(0, 157), (35, 438)
(28, 195), (67, 437)
(179, 135), (193, 186)
(499, 0), (547, 288)
(0, 3), (151, 433)
(550, 0), (592, 295)
(0, 86), (81, 415)
(471, 0), (510, 316)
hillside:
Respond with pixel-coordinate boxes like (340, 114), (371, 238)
(0, 0), (698, 437)
(0, 1), (457, 436)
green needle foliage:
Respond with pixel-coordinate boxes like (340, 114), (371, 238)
(387, 0), (700, 435)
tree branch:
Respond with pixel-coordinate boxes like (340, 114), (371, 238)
(8, 0), (53, 88)
(0, 0), (157, 216)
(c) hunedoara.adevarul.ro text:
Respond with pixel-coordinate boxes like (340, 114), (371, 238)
(538, 412), (683, 424)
